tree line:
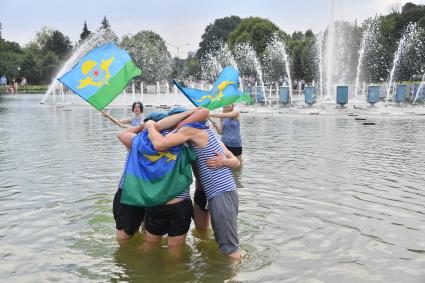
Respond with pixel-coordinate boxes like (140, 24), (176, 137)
(1, 2), (425, 87)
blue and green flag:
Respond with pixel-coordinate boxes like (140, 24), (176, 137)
(173, 66), (252, 110)
(58, 43), (141, 110)
(121, 129), (198, 207)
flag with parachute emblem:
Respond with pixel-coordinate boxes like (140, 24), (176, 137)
(121, 129), (199, 207)
(58, 43), (141, 110)
(173, 66), (252, 110)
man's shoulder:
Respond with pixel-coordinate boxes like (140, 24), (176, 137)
(179, 125), (204, 134)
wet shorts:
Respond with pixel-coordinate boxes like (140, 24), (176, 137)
(113, 189), (145, 235)
(226, 146), (242, 157)
(145, 199), (193, 237)
(194, 189), (208, 211)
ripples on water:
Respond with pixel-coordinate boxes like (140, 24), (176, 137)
(0, 95), (424, 282)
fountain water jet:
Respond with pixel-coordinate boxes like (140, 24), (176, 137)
(354, 18), (379, 102)
(386, 23), (417, 102)
(263, 34), (293, 104)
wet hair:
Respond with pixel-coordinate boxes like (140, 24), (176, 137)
(132, 101), (144, 112)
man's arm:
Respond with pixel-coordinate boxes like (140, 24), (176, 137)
(145, 121), (199, 151)
(117, 123), (145, 150)
(205, 142), (240, 169)
(211, 120), (223, 134)
(209, 110), (239, 119)
(154, 108), (209, 131)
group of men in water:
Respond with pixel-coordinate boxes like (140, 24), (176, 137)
(102, 102), (242, 260)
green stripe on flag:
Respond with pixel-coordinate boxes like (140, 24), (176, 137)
(88, 61), (141, 110)
(120, 145), (197, 208)
(201, 92), (253, 110)
(121, 170), (193, 207)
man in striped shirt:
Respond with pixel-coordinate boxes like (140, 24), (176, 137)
(145, 111), (242, 260)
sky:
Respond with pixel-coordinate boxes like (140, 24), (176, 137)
(1, 0), (425, 58)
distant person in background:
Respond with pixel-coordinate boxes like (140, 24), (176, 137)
(210, 104), (243, 161)
(300, 79), (306, 90)
(101, 101), (145, 128)
(12, 78), (18, 94)
(21, 77), (27, 93)
(0, 75), (6, 93)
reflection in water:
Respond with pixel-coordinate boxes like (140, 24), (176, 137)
(0, 95), (424, 282)
(112, 230), (239, 283)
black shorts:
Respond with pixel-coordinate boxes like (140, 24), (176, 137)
(113, 189), (145, 235)
(226, 146), (242, 156)
(194, 189), (208, 212)
(145, 199), (193, 237)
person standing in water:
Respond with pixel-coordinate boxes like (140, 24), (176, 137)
(102, 101), (145, 128)
(101, 101), (145, 242)
(210, 104), (242, 161)
(145, 110), (242, 260)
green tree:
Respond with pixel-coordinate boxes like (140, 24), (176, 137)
(185, 55), (201, 80)
(196, 16), (241, 59)
(0, 39), (23, 79)
(228, 17), (288, 56)
(80, 21), (91, 42)
(20, 52), (42, 84)
(120, 31), (171, 84)
(291, 31), (304, 41)
(34, 27), (72, 59)
(100, 16), (111, 30)
(41, 51), (59, 84)
(97, 16), (118, 43)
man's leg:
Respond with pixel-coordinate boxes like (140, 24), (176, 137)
(166, 199), (193, 257)
(208, 191), (240, 260)
(193, 187), (210, 230)
(113, 189), (145, 244)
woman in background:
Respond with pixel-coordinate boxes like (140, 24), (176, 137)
(102, 101), (144, 128)
(210, 104), (242, 161)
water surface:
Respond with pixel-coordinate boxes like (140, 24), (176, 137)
(0, 95), (424, 282)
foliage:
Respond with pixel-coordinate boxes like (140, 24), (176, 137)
(0, 38), (23, 79)
(35, 27), (73, 58)
(80, 21), (92, 42)
(1, 3), (425, 88)
(120, 31), (172, 84)
(228, 17), (289, 56)
(196, 16), (241, 59)
(100, 16), (111, 30)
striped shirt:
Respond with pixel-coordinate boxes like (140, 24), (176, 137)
(192, 129), (236, 200)
(118, 152), (130, 190)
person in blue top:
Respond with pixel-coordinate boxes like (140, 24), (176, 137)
(210, 104), (242, 161)
(102, 101), (145, 128)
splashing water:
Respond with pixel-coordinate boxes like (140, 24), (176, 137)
(263, 34), (293, 103)
(200, 43), (240, 86)
(325, 0), (336, 101)
(234, 43), (266, 103)
(311, 33), (325, 103)
(354, 18), (379, 102)
(414, 73), (425, 104)
(386, 23), (417, 102)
